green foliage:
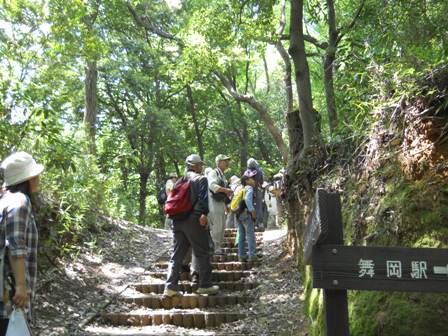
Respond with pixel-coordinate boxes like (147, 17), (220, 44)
(349, 291), (448, 336)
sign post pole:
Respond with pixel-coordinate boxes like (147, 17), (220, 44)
(318, 191), (349, 336)
(306, 189), (448, 334)
(304, 189), (349, 336)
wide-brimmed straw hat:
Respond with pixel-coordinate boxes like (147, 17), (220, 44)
(1, 152), (44, 187)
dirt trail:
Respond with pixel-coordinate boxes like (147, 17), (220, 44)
(33, 219), (308, 335)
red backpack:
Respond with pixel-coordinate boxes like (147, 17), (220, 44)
(164, 177), (193, 219)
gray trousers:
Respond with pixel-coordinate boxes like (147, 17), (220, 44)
(165, 214), (214, 289)
(225, 212), (237, 229)
(208, 211), (226, 252)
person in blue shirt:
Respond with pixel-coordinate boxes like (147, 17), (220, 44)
(237, 175), (257, 262)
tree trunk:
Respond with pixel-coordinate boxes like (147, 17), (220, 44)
(289, 0), (320, 152)
(286, 0), (322, 258)
(186, 85), (205, 158)
(155, 151), (167, 225)
(324, 0), (338, 134)
(138, 168), (149, 226)
(257, 127), (276, 165)
(275, 0), (294, 116)
(240, 121), (249, 174)
(275, 42), (294, 114)
(84, 60), (97, 154)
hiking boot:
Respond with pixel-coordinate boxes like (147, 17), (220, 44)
(163, 288), (181, 297)
(191, 272), (199, 284)
(238, 256), (247, 262)
(196, 285), (219, 295)
(248, 256), (258, 262)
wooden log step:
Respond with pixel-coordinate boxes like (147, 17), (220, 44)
(103, 310), (246, 328)
(222, 237), (263, 243)
(212, 254), (263, 262)
(157, 254), (262, 263)
(122, 293), (249, 309)
(154, 261), (260, 271)
(145, 270), (255, 282)
(220, 247), (262, 254)
(225, 228), (265, 233)
(224, 233), (264, 238)
(224, 228), (265, 236)
(134, 281), (259, 294)
(220, 241), (263, 248)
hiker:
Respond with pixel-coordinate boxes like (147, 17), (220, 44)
(164, 154), (219, 296)
(262, 181), (269, 229)
(273, 169), (285, 221)
(266, 185), (279, 228)
(163, 173), (178, 230)
(236, 174), (257, 262)
(225, 175), (241, 229)
(0, 152), (44, 334)
(207, 155), (233, 253)
(204, 167), (213, 177)
(245, 158), (264, 228)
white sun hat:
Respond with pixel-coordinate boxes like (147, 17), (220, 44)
(1, 152), (44, 187)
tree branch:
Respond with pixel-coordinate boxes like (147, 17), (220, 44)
(280, 34), (328, 49)
(126, 2), (182, 44)
(337, 0), (366, 44)
(214, 70), (289, 163)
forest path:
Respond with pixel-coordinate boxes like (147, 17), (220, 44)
(33, 219), (308, 335)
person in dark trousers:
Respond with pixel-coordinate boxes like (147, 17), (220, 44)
(164, 154), (219, 296)
(0, 152), (44, 335)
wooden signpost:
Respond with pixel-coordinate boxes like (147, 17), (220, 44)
(304, 188), (448, 336)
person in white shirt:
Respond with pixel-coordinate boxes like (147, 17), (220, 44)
(207, 154), (233, 253)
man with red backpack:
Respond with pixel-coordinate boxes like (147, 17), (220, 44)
(163, 154), (219, 296)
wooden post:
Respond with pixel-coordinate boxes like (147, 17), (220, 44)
(305, 189), (349, 336)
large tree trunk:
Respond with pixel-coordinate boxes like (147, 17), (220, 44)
(286, 0), (322, 258)
(84, 60), (97, 154)
(186, 85), (205, 158)
(324, 0), (338, 134)
(289, 0), (320, 152)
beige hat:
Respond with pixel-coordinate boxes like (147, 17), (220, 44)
(1, 152), (44, 187)
(215, 154), (230, 165)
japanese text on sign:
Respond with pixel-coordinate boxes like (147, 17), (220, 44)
(358, 259), (430, 279)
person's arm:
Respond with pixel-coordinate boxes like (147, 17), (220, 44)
(9, 256), (27, 307)
(6, 196), (31, 308)
(194, 176), (209, 216)
(209, 170), (232, 196)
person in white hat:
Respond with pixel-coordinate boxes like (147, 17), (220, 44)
(207, 154), (233, 253)
(0, 152), (44, 331)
